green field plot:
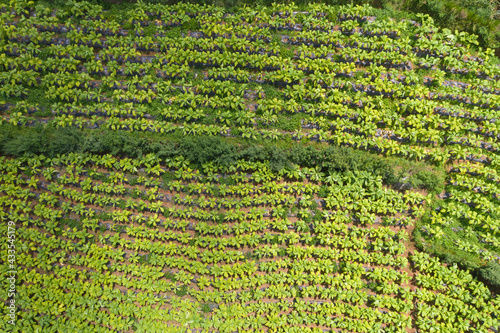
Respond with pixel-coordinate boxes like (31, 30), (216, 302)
(0, 154), (498, 332)
(0, 0), (500, 332)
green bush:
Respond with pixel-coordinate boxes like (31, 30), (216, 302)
(239, 145), (267, 162)
(280, 46), (294, 59)
(265, 145), (290, 172)
(151, 141), (177, 160)
(440, 251), (481, 271)
(317, 185), (329, 198)
(477, 262), (500, 289)
(288, 145), (317, 167)
(175, 285), (189, 297)
(179, 136), (238, 167)
(200, 303), (212, 313)
(275, 115), (301, 132)
(288, 144), (398, 182)
(181, 18), (200, 31)
(410, 170), (445, 194)
(2, 125), (48, 156)
(164, 271), (176, 281)
(261, 84), (280, 100)
(1, 125), (82, 157)
(164, 27), (182, 39)
(82, 130), (149, 157)
(0, 124), (439, 191)
(161, 172), (175, 186)
(48, 127), (83, 155)
(143, 24), (158, 37)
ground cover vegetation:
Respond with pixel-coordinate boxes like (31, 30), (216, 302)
(0, 0), (500, 331)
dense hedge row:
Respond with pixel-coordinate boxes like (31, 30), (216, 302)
(0, 123), (445, 192)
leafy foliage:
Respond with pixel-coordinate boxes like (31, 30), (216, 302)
(477, 261), (500, 290)
(1, 1), (500, 331)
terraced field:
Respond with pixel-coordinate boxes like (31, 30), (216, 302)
(1, 154), (498, 332)
(0, 1), (499, 332)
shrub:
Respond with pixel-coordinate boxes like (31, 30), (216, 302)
(410, 170), (445, 194)
(164, 26), (182, 39)
(265, 145), (290, 172)
(440, 251), (480, 271)
(151, 141), (177, 160)
(322, 146), (362, 172)
(2, 125), (48, 156)
(175, 285), (189, 297)
(280, 45), (294, 59)
(200, 303), (212, 313)
(82, 130), (149, 157)
(275, 115), (301, 131)
(48, 127), (83, 155)
(179, 136), (238, 167)
(161, 172), (175, 186)
(317, 185), (329, 198)
(477, 262), (500, 289)
(288, 145), (318, 167)
(239, 145), (267, 162)
(261, 84), (280, 99)
(0, 125), (83, 157)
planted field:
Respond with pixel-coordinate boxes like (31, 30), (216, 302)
(0, 0), (500, 332)
(1, 154), (498, 332)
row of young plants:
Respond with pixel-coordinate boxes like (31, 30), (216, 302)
(0, 7), (496, 76)
(2, 0), (495, 57)
(5, 83), (500, 156)
(4, 61), (499, 143)
(1, 154), (424, 228)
